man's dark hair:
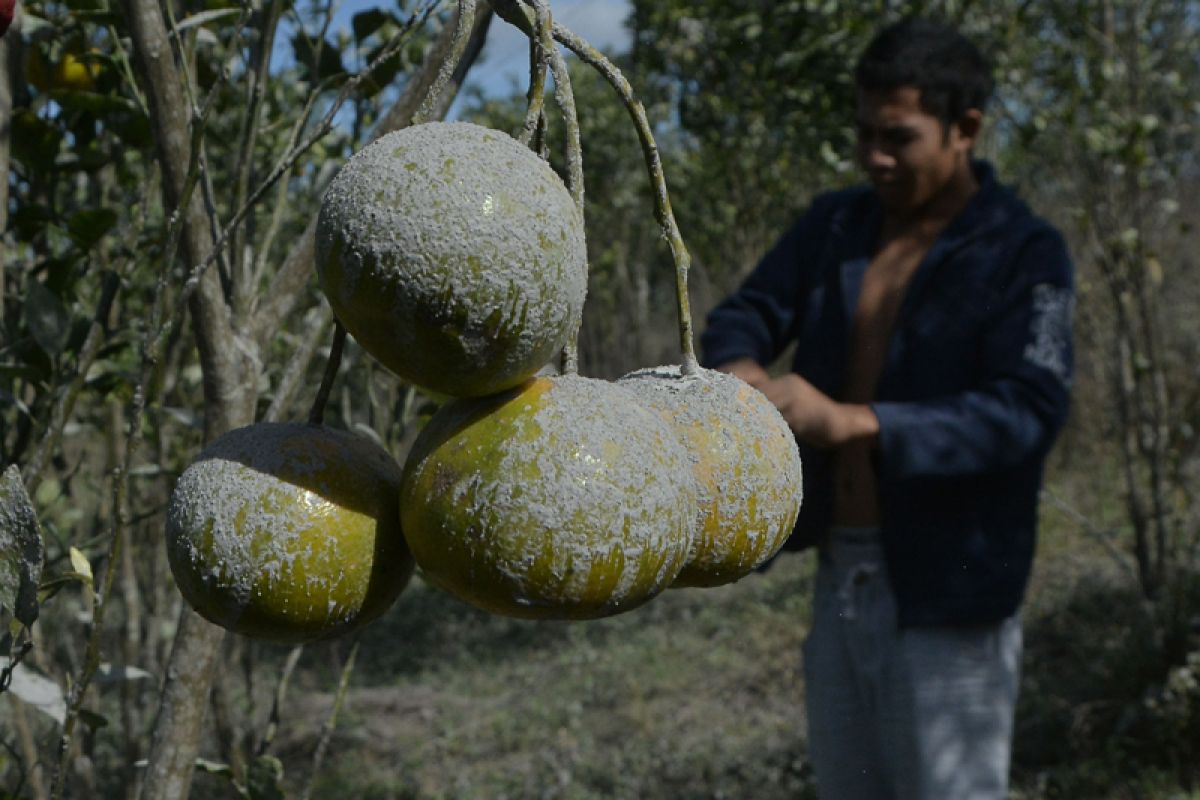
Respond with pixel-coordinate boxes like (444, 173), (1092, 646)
(855, 17), (994, 127)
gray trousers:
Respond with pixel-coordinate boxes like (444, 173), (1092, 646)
(803, 528), (1022, 800)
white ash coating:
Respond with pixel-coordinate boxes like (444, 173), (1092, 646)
(400, 375), (698, 619)
(619, 365), (803, 586)
(315, 121), (587, 397)
(166, 422), (412, 643)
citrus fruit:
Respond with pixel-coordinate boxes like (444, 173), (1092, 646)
(619, 365), (802, 587)
(400, 375), (697, 619)
(316, 121), (587, 398)
(27, 48), (100, 93)
(166, 423), (413, 643)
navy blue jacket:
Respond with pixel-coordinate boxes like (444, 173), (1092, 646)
(701, 162), (1074, 627)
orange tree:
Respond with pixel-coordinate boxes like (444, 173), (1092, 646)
(1, 0), (492, 795)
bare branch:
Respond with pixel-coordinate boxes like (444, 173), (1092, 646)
(415, 0), (478, 124)
(251, 5), (495, 343)
(300, 639), (360, 800)
(490, 0), (699, 373)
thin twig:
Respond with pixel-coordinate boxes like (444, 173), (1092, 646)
(21, 271), (121, 495)
(527, 0), (585, 372)
(266, 307), (333, 424)
(251, 6), (494, 344)
(255, 645), (305, 757)
(299, 639), (360, 800)
(142, 3), (439, 433)
(1041, 488), (1140, 586)
(415, 0), (478, 124)
(308, 322), (347, 426)
(231, 0), (286, 318)
(491, 0), (698, 373)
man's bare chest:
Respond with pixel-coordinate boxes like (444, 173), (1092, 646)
(855, 236), (931, 330)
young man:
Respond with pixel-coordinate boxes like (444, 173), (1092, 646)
(700, 17), (1074, 800)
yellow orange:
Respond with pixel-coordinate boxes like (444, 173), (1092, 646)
(166, 423), (413, 642)
(400, 375), (697, 619)
(619, 366), (802, 587)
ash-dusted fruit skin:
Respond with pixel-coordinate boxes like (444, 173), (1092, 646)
(316, 121), (587, 398)
(400, 375), (697, 619)
(619, 365), (803, 587)
(166, 423), (413, 643)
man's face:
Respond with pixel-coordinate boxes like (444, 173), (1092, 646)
(855, 86), (975, 215)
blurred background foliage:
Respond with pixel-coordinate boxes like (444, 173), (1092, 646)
(1, 0), (1199, 797)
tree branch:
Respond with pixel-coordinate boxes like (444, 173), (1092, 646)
(250, 5), (494, 344)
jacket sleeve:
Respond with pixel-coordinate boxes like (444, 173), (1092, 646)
(699, 200), (829, 369)
(871, 228), (1074, 480)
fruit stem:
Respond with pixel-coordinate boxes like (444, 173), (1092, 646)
(507, 0), (587, 374)
(308, 321), (347, 426)
(414, 0), (478, 124)
(545, 18), (699, 375)
(518, 0), (551, 149)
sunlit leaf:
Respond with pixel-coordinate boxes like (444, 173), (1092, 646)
(173, 8), (241, 34)
(5, 665), (64, 724)
(96, 663), (154, 684)
(69, 547), (94, 586)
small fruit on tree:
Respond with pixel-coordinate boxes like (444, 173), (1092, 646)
(26, 47), (101, 93)
(316, 121), (588, 398)
(619, 366), (802, 587)
(400, 375), (697, 619)
(166, 423), (413, 643)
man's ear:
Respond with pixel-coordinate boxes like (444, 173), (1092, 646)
(955, 109), (983, 148)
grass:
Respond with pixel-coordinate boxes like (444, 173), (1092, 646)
(180, 501), (1198, 800)
(259, 552), (816, 800)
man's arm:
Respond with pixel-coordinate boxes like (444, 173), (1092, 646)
(700, 198), (835, 371)
(870, 229), (1074, 479)
(713, 362), (878, 450)
(759, 374), (879, 449)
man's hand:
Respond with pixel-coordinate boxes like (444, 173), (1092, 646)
(715, 357), (771, 389)
(759, 374), (880, 449)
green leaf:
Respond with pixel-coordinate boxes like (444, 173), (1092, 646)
(360, 41), (405, 98)
(11, 109), (64, 171)
(78, 708), (109, 729)
(24, 282), (72, 357)
(0, 466), (46, 630)
(291, 34), (347, 82)
(49, 90), (139, 116)
(174, 8), (241, 34)
(193, 758), (235, 778)
(69, 547), (93, 586)
(109, 110), (153, 149)
(352, 8), (391, 42)
(67, 208), (119, 250)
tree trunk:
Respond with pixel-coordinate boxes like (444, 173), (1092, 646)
(119, 1), (251, 797)
(121, 3), (494, 797)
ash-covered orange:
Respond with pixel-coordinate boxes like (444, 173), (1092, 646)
(400, 375), (697, 619)
(619, 366), (802, 587)
(316, 121), (587, 398)
(166, 423), (413, 643)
